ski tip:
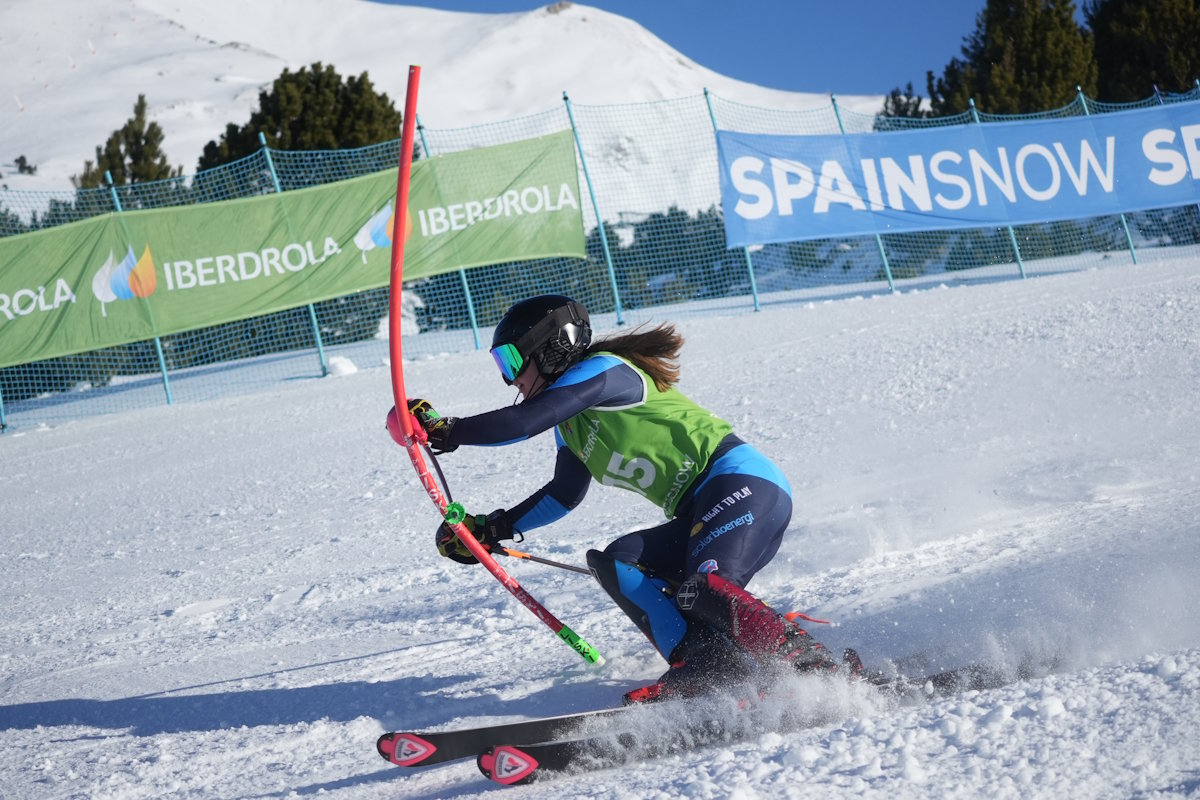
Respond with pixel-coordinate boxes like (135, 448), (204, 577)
(377, 732), (438, 767)
(376, 732), (395, 762)
(478, 745), (540, 786)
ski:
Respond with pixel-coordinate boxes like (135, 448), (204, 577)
(892, 661), (1012, 698)
(475, 662), (1014, 786)
(376, 706), (635, 767)
(477, 713), (738, 785)
(377, 659), (1016, 776)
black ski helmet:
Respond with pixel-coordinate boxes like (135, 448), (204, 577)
(490, 295), (591, 386)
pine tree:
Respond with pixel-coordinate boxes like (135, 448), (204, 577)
(0, 203), (30, 237)
(1086, 0), (1200, 101)
(74, 95), (182, 188)
(198, 62), (402, 170)
(881, 82), (931, 118)
(928, 0), (1098, 115)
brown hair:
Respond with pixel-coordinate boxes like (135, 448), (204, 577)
(585, 323), (683, 391)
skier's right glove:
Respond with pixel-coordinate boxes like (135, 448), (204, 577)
(404, 398), (458, 453)
(435, 509), (513, 565)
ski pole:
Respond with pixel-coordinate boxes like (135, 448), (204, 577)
(497, 547), (592, 576)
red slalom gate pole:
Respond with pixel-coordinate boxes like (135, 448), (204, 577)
(385, 65), (602, 666)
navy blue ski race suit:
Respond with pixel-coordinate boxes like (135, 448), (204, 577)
(426, 352), (794, 664)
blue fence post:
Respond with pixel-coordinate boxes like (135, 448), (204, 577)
(704, 89), (760, 311)
(564, 92), (625, 325)
(106, 171), (173, 405)
(259, 133), (328, 375)
(831, 95), (895, 291)
(0, 383), (7, 432)
(969, 100), (1027, 279)
(1076, 89), (1138, 265)
(416, 116), (482, 349)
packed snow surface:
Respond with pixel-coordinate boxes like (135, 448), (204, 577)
(3, 256), (1199, 797)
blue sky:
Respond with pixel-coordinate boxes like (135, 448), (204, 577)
(378, 1), (990, 96)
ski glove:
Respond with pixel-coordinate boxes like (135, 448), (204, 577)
(404, 397), (458, 453)
(435, 509), (514, 564)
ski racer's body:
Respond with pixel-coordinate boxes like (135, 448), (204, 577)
(431, 351), (792, 589)
(390, 295), (848, 701)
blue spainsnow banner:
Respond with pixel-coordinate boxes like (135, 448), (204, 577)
(717, 100), (1200, 246)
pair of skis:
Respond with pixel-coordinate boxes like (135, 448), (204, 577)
(377, 698), (756, 786)
(376, 706), (630, 775)
(377, 662), (1010, 786)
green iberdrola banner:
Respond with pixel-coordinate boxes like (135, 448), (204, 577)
(0, 131), (585, 369)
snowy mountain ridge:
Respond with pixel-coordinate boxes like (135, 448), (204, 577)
(1, 0), (881, 192)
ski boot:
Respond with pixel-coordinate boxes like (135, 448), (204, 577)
(675, 572), (845, 676)
(623, 624), (754, 705)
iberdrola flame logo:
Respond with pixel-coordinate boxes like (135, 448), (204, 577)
(92, 245), (156, 316)
(354, 201), (413, 263)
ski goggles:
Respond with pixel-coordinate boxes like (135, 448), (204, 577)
(490, 342), (525, 384)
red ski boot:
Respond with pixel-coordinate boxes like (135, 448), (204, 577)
(623, 624), (754, 705)
(675, 572), (841, 675)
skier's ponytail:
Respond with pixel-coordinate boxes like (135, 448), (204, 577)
(586, 323), (683, 391)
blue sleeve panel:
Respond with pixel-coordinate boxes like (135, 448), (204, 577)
(510, 493), (571, 531)
(445, 356), (644, 448)
(506, 446), (593, 533)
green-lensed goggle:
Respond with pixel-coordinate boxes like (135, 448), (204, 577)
(490, 342), (525, 384)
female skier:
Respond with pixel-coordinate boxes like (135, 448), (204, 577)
(388, 295), (853, 702)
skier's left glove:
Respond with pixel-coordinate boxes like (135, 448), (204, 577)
(435, 509), (514, 564)
(386, 399), (458, 452)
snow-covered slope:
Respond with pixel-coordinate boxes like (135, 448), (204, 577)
(2, 256), (1198, 798)
(0, 0), (881, 192)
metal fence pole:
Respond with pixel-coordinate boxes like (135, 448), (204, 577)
(969, 100), (1027, 279)
(704, 89), (760, 311)
(106, 171), (174, 405)
(259, 133), (329, 375)
(831, 95), (895, 291)
(416, 117), (482, 349)
(1076, 89), (1138, 265)
(564, 92), (625, 325)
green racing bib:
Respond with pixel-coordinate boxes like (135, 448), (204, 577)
(557, 355), (733, 518)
